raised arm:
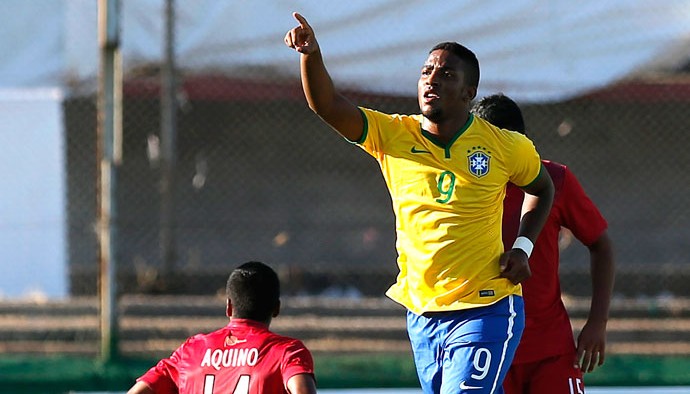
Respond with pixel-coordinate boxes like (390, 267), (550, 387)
(284, 12), (364, 141)
(499, 165), (555, 284)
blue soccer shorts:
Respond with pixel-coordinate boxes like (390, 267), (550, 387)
(406, 295), (525, 394)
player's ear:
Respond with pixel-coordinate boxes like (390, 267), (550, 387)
(226, 299), (233, 318)
(464, 86), (477, 102)
(272, 299), (281, 318)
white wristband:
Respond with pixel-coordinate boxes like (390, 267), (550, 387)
(512, 236), (534, 258)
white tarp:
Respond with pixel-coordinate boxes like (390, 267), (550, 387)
(2, 0), (689, 101)
(0, 88), (66, 298)
(0, 0), (689, 298)
(0, 0), (64, 88)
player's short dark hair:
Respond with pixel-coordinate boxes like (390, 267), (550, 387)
(226, 261), (280, 321)
(470, 93), (526, 135)
(430, 42), (480, 88)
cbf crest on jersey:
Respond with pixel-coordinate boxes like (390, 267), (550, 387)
(467, 147), (491, 178)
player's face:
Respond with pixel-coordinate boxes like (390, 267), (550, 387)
(418, 49), (473, 123)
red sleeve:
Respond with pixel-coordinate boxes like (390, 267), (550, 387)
(281, 340), (315, 386)
(559, 167), (608, 245)
(137, 344), (185, 394)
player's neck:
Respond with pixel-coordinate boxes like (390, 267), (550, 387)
(231, 316), (272, 327)
(422, 112), (470, 144)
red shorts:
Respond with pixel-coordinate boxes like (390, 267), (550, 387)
(503, 353), (584, 394)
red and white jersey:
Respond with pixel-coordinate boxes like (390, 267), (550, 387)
(137, 318), (314, 394)
(502, 160), (607, 364)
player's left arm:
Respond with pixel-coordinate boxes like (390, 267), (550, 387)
(576, 230), (615, 373)
(499, 165), (554, 284)
(559, 167), (615, 373)
(126, 381), (155, 394)
(286, 373), (318, 394)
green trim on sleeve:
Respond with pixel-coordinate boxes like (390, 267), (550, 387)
(347, 108), (368, 144)
(519, 163), (545, 189)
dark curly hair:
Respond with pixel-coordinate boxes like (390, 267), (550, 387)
(430, 42), (480, 88)
(470, 93), (526, 135)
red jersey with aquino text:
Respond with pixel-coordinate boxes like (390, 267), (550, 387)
(502, 161), (607, 364)
(137, 319), (314, 394)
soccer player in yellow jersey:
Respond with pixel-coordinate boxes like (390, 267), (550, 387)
(285, 13), (554, 394)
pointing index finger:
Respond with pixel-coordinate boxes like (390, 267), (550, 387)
(293, 12), (310, 29)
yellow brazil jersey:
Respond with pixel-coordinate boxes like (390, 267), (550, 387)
(354, 107), (542, 315)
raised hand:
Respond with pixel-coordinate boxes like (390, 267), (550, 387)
(284, 12), (319, 54)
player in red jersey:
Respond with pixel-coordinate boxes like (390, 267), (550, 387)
(127, 261), (317, 394)
(471, 94), (615, 394)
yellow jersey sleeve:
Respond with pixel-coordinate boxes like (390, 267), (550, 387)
(508, 132), (542, 188)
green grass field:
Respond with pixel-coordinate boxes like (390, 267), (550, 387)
(1, 354), (690, 393)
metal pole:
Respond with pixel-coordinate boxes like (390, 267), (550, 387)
(97, 0), (122, 363)
(160, 0), (177, 278)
